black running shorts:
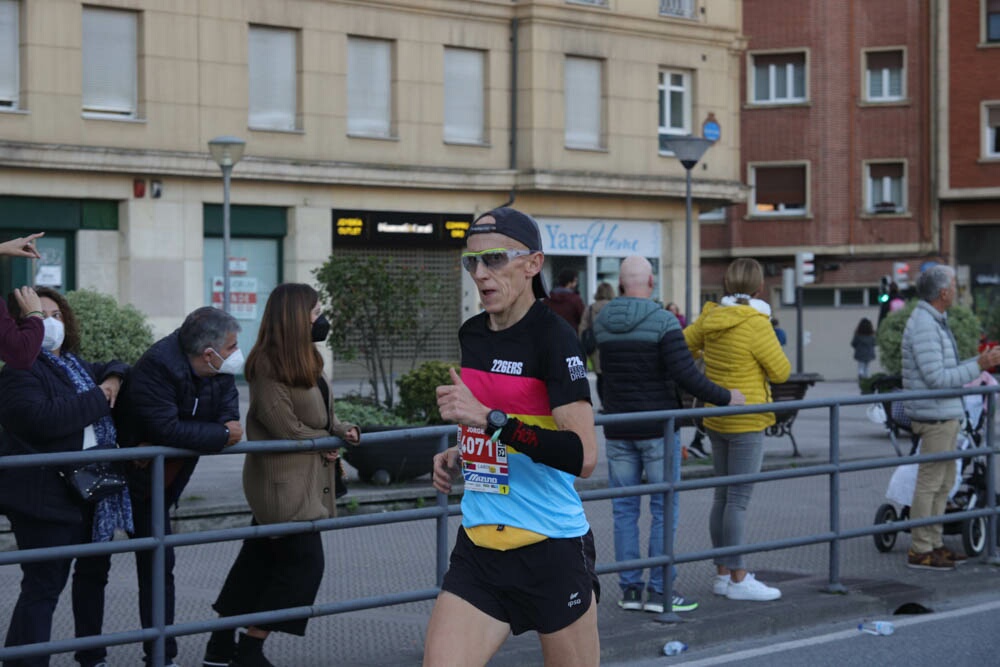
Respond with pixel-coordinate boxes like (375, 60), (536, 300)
(440, 526), (600, 635)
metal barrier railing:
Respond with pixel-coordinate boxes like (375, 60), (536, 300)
(0, 384), (996, 664)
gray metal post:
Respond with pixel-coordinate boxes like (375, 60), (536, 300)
(221, 164), (233, 314)
(684, 168), (693, 321)
(795, 285), (804, 374)
(654, 417), (682, 623)
(151, 454), (166, 666)
(985, 392), (999, 564)
(436, 433), (451, 585)
(825, 404), (846, 593)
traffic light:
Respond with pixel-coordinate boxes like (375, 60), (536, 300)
(795, 252), (815, 286)
(893, 262), (910, 290)
(879, 275), (891, 303)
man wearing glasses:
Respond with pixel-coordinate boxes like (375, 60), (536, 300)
(424, 207), (600, 667)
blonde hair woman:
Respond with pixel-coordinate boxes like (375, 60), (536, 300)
(684, 258), (790, 602)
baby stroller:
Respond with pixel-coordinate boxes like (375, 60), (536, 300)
(871, 374), (994, 557)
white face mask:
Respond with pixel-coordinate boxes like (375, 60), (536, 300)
(42, 317), (65, 352)
(208, 347), (245, 375)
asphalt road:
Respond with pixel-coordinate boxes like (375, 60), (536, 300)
(627, 593), (1000, 667)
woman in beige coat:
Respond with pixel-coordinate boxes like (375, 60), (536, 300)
(204, 283), (360, 667)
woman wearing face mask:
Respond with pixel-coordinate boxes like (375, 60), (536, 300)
(0, 287), (131, 667)
(203, 283), (360, 667)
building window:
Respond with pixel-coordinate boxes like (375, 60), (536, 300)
(866, 162), (906, 214)
(660, 0), (696, 18)
(82, 6), (138, 118)
(986, 104), (1000, 157)
(443, 47), (485, 144)
(347, 37), (393, 138)
(751, 52), (806, 104)
(0, 0), (18, 109)
(865, 50), (904, 102)
(248, 26), (298, 131)
(750, 164), (808, 216)
(658, 69), (690, 152)
(988, 0), (1000, 42)
(567, 0), (608, 6)
(564, 56), (604, 150)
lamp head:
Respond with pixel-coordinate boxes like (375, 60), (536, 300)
(660, 135), (713, 169)
(208, 136), (246, 168)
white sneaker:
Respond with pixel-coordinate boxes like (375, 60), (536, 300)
(725, 573), (781, 601)
(712, 575), (729, 596)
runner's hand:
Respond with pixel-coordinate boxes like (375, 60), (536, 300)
(432, 446), (462, 494)
(436, 367), (489, 428)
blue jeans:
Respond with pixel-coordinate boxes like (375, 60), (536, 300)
(606, 435), (681, 595)
(708, 429), (764, 571)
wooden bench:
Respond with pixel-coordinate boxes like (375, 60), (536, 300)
(680, 372), (823, 457)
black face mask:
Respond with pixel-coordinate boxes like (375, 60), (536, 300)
(311, 315), (331, 342)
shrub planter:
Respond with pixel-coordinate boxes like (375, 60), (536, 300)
(345, 425), (457, 484)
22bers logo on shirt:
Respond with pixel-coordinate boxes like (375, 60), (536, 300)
(566, 355), (587, 381)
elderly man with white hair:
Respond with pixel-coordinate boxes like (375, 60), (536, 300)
(901, 264), (1000, 570)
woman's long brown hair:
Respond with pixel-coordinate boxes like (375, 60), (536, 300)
(244, 283), (323, 387)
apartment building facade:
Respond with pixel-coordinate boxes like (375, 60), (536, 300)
(719, 0), (935, 378)
(936, 0), (1000, 319)
(0, 0), (744, 374)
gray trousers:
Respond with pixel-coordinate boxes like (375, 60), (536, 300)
(708, 429), (765, 571)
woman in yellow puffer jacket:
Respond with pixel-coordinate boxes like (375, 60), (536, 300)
(684, 258), (790, 603)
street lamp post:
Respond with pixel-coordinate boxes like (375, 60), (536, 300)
(207, 136), (246, 314)
(659, 136), (714, 321)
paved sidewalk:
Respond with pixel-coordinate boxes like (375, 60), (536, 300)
(1, 379), (998, 666)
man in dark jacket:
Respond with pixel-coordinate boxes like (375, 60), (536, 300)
(544, 268), (586, 330)
(593, 256), (744, 615)
(114, 306), (244, 666)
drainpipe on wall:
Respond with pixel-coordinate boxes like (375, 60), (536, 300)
(501, 15), (519, 209)
(928, 0), (941, 255)
(847, 0), (856, 253)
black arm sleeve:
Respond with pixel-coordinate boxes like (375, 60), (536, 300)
(660, 328), (731, 406)
(498, 418), (584, 476)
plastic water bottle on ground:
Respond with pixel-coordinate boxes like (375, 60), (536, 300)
(663, 640), (688, 656)
(858, 620), (895, 636)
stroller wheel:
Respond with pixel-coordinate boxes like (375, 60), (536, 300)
(962, 515), (986, 557)
(873, 503), (899, 552)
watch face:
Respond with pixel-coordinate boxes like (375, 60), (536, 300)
(488, 410), (507, 429)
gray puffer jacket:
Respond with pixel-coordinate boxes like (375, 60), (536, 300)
(901, 301), (979, 421)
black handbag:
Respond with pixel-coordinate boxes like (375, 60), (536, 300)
(60, 461), (127, 503)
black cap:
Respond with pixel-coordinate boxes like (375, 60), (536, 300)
(470, 207), (547, 298)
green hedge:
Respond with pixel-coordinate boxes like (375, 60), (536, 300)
(65, 289), (153, 364)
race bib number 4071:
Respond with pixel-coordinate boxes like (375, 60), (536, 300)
(459, 424), (510, 495)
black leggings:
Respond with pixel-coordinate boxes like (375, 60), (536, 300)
(213, 520), (325, 636)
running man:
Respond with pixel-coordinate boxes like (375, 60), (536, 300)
(423, 207), (600, 667)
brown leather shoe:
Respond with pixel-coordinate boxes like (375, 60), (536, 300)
(906, 548), (955, 571)
(934, 546), (968, 565)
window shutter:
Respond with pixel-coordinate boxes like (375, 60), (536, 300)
(756, 166), (806, 205)
(443, 48), (484, 143)
(347, 38), (391, 136)
(248, 26), (297, 130)
(869, 163), (902, 180)
(867, 51), (902, 71)
(564, 56), (601, 148)
(0, 0), (17, 105)
(987, 107), (1000, 128)
(82, 7), (137, 115)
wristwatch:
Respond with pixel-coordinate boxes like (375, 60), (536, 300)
(486, 409), (509, 431)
